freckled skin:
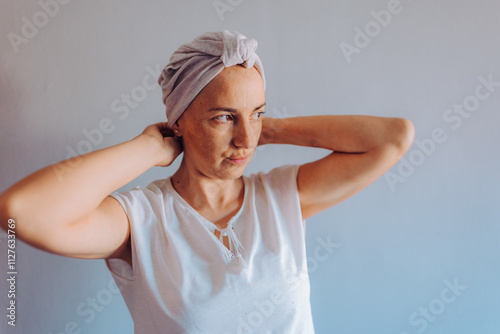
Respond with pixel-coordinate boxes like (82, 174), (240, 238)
(173, 65), (266, 182)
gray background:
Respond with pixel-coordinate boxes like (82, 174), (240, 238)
(1, 0), (499, 333)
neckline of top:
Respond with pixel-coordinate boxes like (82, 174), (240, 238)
(164, 175), (249, 232)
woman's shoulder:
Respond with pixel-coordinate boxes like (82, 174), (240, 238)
(245, 164), (300, 183)
(244, 164), (300, 197)
(110, 178), (171, 201)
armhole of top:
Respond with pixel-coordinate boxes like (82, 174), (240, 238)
(291, 164), (307, 233)
(104, 193), (134, 282)
(259, 164), (306, 232)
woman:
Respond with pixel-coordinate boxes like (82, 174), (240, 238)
(0, 31), (414, 333)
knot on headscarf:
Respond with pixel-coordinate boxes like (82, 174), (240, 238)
(158, 30), (266, 128)
(220, 30), (259, 68)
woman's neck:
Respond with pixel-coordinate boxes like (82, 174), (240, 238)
(170, 159), (244, 214)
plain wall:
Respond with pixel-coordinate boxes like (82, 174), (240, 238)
(1, 0), (499, 333)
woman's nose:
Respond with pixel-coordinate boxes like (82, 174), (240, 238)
(233, 120), (253, 149)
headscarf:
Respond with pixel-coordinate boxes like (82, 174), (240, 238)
(157, 30), (266, 128)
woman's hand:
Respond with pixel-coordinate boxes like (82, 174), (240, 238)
(140, 122), (183, 167)
(257, 116), (286, 146)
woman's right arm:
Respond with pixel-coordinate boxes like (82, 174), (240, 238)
(0, 122), (181, 259)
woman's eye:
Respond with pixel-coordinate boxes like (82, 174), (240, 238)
(214, 115), (232, 122)
(252, 111), (265, 120)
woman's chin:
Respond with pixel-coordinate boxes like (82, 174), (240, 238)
(215, 163), (248, 179)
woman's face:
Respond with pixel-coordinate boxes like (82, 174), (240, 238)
(174, 65), (266, 180)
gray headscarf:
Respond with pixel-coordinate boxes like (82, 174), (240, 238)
(157, 30), (266, 128)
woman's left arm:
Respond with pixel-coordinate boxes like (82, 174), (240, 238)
(259, 115), (415, 220)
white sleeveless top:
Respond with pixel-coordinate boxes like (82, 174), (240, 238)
(105, 164), (315, 333)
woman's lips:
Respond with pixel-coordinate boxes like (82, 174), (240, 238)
(227, 156), (248, 164)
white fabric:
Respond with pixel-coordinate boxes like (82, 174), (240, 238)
(157, 30), (266, 128)
(105, 164), (315, 334)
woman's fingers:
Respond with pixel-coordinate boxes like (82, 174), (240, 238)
(158, 122), (174, 136)
(155, 136), (182, 167)
(142, 122), (174, 140)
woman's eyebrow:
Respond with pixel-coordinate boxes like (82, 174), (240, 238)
(208, 102), (266, 113)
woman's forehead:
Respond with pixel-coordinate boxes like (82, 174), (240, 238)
(212, 65), (264, 88)
(198, 66), (265, 108)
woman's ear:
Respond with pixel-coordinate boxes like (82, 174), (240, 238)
(172, 121), (183, 137)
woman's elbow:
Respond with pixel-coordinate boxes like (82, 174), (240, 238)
(400, 118), (416, 150)
(0, 191), (16, 233)
(386, 117), (415, 154)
